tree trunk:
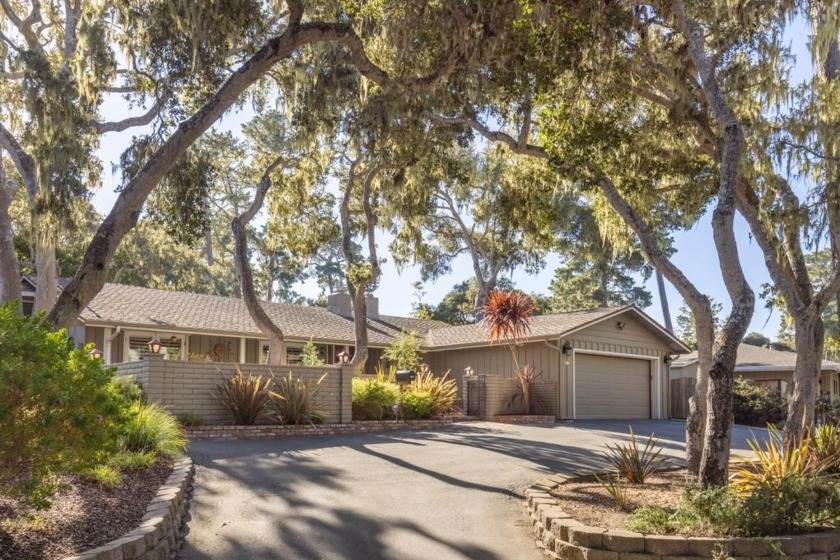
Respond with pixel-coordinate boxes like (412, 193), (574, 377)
(349, 284), (369, 376)
(232, 158), (286, 366)
(0, 161), (22, 311)
(685, 309), (714, 474)
(786, 314), (825, 440)
(45, 14), (402, 329)
(33, 225), (57, 314)
(656, 270), (673, 333)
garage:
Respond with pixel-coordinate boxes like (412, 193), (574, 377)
(575, 353), (651, 419)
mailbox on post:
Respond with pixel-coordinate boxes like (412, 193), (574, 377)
(394, 369), (416, 384)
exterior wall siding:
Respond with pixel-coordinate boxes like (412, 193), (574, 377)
(114, 355), (352, 425)
(85, 326), (105, 352)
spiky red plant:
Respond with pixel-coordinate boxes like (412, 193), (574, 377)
(479, 290), (537, 345)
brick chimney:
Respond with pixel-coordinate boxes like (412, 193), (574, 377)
(365, 295), (380, 320)
(327, 292), (353, 317)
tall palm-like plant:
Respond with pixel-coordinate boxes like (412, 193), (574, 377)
(480, 290), (539, 412)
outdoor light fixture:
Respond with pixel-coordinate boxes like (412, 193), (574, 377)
(147, 337), (162, 354)
(664, 354), (674, 366)
(418, 363), (431, 374)
(562, 340), (573, 365)
(337, 350), (350, 364)
(90, 347), (104, 360)
(464, 366), (474, 377)
(170, 335), (179, 343)
(617, 321), (627, 330)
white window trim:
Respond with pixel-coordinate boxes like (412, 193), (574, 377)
(124, 330), (186, 361)
(570, 348), (662, 420)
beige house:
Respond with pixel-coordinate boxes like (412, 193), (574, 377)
(671, 343), (840, 400)
(423, 306), (689, 420)
(24, 278), (689, 420)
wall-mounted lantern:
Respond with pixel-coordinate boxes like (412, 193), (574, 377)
(464, 366), (474, 377)
(90, 347), (104, 361)
(147, 337), (162, 354)
(617, 321), (627, 330)
(664, 354), (674, 366)
(418, 363), (431, 374)
(562, 340), (573, 365)
(337, 350), (350, 364)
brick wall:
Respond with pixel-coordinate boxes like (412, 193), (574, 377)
(115, 355), (352, 424)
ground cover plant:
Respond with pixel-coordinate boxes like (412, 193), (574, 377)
(561, 426), (840, 538)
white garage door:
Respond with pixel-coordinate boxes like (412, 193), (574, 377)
(575, 353), (650, 419)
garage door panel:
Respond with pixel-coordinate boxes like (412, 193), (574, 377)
(576, 354), (650, 419)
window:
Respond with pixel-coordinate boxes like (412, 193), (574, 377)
(260, 343), (303, 364)
(127, 335), (182, 361)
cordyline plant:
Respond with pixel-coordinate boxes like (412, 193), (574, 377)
(480, 290), (540, 413)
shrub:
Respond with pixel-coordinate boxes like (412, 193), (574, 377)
(269, 372), (328, 425)
(605, 427), (667, 483)
(352, 377), (400, 420)
(109, 450), (157, 470)
(811, 423), (840, 474)
(596, 474), (629, 510)
(0, 305), (125, 508)
(84, 465), (122, 488)
(401, 389), (435, 419)
(212, 366), (272, 425)
(409, 370), (457, 417)
(737, 473), (840, 536)
(732, 377), (786, 427)
(383, 330), (424, 370)
(300, 337), (324, 366)
(817, 397), (840, 426)
(121, 401), (188, 460)
(625, 506), (676, 534)
(504, 365), (546, 414)
(112, 375), (145, 402)
(177, 412), (204, 427)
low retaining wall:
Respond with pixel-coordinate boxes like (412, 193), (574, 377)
(525, 474), (840, 560)
(115, 355), (352, 424)
(64, 456), (194, 560)
(492, 415), (555, 424)
(185, 417), (478, 440)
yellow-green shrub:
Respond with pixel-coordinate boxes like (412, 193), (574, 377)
(352, 377), (400, 420)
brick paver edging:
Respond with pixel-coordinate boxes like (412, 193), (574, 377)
(492, 415), (556, 424)
(185, 417), (479, 440)
(525, 472), (840, 560)
(64, 456), (194, 560)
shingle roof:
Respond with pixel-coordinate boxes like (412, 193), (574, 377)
(673, 343), (840, 371)
(81, 284), (447, 347)
(424, 305), (637, 349)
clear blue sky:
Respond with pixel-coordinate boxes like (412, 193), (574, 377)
(90, 18), (812, 337)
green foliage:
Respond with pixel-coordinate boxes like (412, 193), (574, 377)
(212, 367), (272, 425)
(595, 474), (629, 510)
(504, 364), (546, 415)
(409, 371), (458, 417)
(0, 305), (125, 508)
(300, 338), (325, 366)
(351, 377), (400, 420)
(121, 402), (188, 461)
(400, 390), (435, 419)
(811, 424), (840, 475)
(112, 375), (145, 403)
(383, 330), (424, 370)
(676, 301), (723, 351)
(604, 427), (667, 484)
(742, 332), (771, 347)
(108, 451), (157, 471)
(177, 413), (204, 427)
(625, 506), (676, 534)
(732, 378), (786, 427)
(269, 372), (329, 425)
(83, 465), (122, 488)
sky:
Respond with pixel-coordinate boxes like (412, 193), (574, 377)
(89, 18), (814, 338)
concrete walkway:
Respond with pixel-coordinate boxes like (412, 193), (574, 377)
(180, 420), (761, 560)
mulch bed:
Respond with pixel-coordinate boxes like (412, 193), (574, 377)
(550, 469), (689, 532)
(0, 462), (172, 560)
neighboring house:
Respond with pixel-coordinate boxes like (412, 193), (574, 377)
(20, 277), (689, 420)
(671, 343), (840, 401)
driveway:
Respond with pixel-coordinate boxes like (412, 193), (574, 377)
(180, 420), (761, 560)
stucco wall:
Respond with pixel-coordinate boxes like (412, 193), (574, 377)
(115, 355), (352, 424)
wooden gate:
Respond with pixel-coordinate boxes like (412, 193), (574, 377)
(670, 377), (696, 419)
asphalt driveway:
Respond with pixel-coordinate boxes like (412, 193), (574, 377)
(180, 420), (761, 560)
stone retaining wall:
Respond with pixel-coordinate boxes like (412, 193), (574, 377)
(64, 456), (194, 560)
(492, 415), (556, 424)
(525, 474), (840, 560)
(185, 417), (478, 440)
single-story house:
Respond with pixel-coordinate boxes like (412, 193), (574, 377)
(671, 343), (840, 400)
(20, 277), (690, 420)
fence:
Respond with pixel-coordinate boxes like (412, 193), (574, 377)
(670, 377), (696, 419)
(463, 374), (556, 419)
(115, 354), (352, 424)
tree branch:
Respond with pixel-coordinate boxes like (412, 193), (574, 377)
(429, 114), (551, 161)
(93, 95), (168, 134)
(0, 121), (37, 199)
